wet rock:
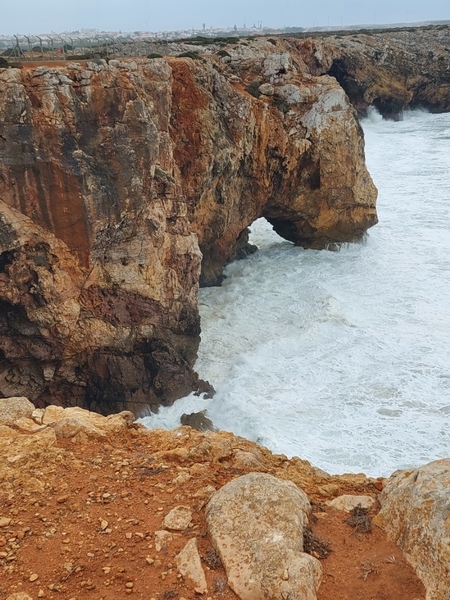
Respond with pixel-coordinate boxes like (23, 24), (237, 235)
(376, 459), (450, 600)
(180, 410), (216, 432)
(206, 473), (322, 600)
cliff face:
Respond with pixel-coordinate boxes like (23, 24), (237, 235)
(290, 25), (450, 119)
(0, 44), (377, 412)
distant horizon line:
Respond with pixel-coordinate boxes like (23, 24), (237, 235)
(1, 18), (449, 38)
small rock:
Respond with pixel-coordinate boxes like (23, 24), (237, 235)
(0, 517), (12, 528)
(259, 83), (275, 96)
(0, 397), (35, 426)
(154, 530), (175, 552)
(180, 410), (216, 432)
(29, 573), (39, 582)
(327, 495), (375, 512)
(175, 538), (208, 595)
(318, 484), (339, 498)
(163, 506), (192, 531)
(6, 594), (34, 600)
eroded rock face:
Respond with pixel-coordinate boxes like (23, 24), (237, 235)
(0, 48), (377, 411)
(206, 473), (322, 600)
(376, 459), (450, 600)
(290, 25), (450, 119)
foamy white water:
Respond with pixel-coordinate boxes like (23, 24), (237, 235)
(141, 110), (450, 477)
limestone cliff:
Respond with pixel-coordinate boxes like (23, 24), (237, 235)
(0, 44), (377, 412)
(290, 25), (450, 119)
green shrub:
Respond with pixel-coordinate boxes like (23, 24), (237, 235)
(245, 80), (262, 98)
(273, 96), (290, 114)
(147, 53), (163, 59)
(154, 167), (175, 183)
(217, 49), (231, 58)
(178, 51), (203, 60)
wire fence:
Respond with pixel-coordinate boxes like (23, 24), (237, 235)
(0, 34), (170, 62)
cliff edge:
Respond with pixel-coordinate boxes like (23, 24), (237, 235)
(0, 40), (377, 413)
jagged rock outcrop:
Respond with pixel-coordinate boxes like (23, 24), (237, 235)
(375, 459), (450, 600)
(0, 45), (377, 412)
(287, 25), (450, 119)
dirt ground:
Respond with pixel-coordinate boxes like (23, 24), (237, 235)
(0, 426), (425, 600)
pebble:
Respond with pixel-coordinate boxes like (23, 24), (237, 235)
(29, 573), (39, 582)
(0, 517), (12, 527)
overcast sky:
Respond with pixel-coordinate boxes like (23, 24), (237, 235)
(2, 0), (449, 35)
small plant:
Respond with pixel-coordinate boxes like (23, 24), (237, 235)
(360, 561), (380, 581)
(272, 95), (290, 114)
(154, 167), (175, 183)
(203, 547), (222, 569)
(217, 49), (231, 58)
(344, 504), (372, 534)
(303, 526), (332, 559)
(245, 80), (262, 98)
(147, 53), (163, 59)
(178, 51), (203, 61)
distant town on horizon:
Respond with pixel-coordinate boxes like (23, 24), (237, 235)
(1, 18), (450, 41)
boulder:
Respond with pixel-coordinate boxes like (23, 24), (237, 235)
(206, 473), (322, 600)
(0, 397), (35, 426)
(49, 417), (106, 440)
(327, 494), (375, 512)
(42, 405), (135, 439)
(376, 459), (450, 600)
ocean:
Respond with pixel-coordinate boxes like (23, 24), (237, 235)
(140, 109), (450, 478)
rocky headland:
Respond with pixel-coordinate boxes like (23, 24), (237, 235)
(0, 34), (380, 414)
(1, 25), (450, 414)
(1, 26), (450, 598)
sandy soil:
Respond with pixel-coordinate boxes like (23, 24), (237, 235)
(0, 426), (425, 600)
